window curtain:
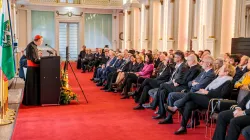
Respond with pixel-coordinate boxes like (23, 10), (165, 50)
(31, 11), (55, 48)
(84, 13), (112, 49)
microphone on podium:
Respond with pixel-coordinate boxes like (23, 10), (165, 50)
(45, 44), (58, 56)
(47, 50), (53, 55)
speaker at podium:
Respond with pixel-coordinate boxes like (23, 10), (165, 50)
(40, 56), (61, 105)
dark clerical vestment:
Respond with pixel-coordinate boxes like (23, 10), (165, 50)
(22, 41), (40, 105)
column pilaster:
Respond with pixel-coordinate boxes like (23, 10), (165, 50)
(206, 0), (216, 56)
(177, 0), (190, 51)
(220, 0), (236, 54)
(167, 0), (175, 50)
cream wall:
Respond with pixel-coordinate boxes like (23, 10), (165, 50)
(16, 5), (119, 54)
(17, 9), (27, 50)
(15, 0), (250, 58)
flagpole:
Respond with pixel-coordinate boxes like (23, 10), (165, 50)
(6, 0), (16, 73)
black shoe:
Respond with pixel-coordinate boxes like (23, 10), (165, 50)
(134, 95), (140, 103)
(186, 121), (200, 128)
(105, 89), (114, 92)
(90, 78), (94, 81)
(100, 87), (107, 90)
(166, 106), (177, 115)
(120, 95), (129, 99)
(174, 127), (187, 135)
(152, 115), (165, 120)
(116, 87), (123, 92)
(128, 91), (138, 97)
(133, 105), (144, 110)
(96, 82), (103, 86)
(142, 104), (153, 109)
(81, 71), (86, 73)
(158, 118), (173, 124)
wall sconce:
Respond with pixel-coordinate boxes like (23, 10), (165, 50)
(56, 11), (83, 17)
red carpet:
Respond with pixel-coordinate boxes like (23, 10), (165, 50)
(12, 64), (211, 140)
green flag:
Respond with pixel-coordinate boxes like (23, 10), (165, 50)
(1, 0), (14, 80)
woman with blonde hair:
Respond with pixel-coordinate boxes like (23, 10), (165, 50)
(167, 63), (236, 135)
(112, 54), (144, 92)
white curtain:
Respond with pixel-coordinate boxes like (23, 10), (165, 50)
(31, 11), (55, 48)
(84, 13), (112, 49)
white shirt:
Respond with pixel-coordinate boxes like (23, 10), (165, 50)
(242, 65), (247, 71)
(246, 100), (250, 109)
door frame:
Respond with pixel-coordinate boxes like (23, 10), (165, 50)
(55, 15), (84, 57)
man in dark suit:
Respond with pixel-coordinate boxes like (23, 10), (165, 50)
(230, 54), (245, 84)
(213, 92), (250, 140)
(91, 50), (109, 81)
(152, 52), (168, 78)
(158, 55), (215, 124)
(152, 54), (201, 119)
(94, 50), (117, 84)
(144, 51), (188, 118)
(239, 55), (249, 73)
(132, 56), (175, 110)
(97, 53), (124, 86)
(101, 53), (131, 91)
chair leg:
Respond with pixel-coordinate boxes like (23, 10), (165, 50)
(177, 111), (180, 122)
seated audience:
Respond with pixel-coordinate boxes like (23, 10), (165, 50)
(120, 53), (154, 99)
(94, 50), (116, 83)
(212, 92), (250, 140)
(101, 53), (133, 92)
(153, 53), (161, 69)
(159, 55), (215, 124)
(96, 53), (125, 86)
(92, 48), (104, 69)
(167, 63), (235, 135)
(152, 52), (168, 78)
(229, 54), (244, 84)
(77, 45), (86, 69)
(82, 49), (94, 73)
(239, 55), (249, 73)
(132, 56), (175, 109)
(214, 58), (224, 76)
(152, 54), (201, 119)
(235, 58), (250, 89)
(112, 54), (145, 92)
(197, 50), (203, 59)
(91, 50), (109, 81)
(142, 51), (188, 110)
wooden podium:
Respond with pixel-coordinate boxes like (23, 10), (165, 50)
(40, 56), (61, 105)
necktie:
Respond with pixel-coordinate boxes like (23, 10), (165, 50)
(112, 59), (118, 67)
(170, 68), (177, 80)
(159, 66), (167, 76)
(200, 72), (206, 79)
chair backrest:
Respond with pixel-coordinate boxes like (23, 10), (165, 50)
(237, 89), (250, 103)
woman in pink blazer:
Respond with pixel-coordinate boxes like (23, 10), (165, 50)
(120, 53), (154, 99)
